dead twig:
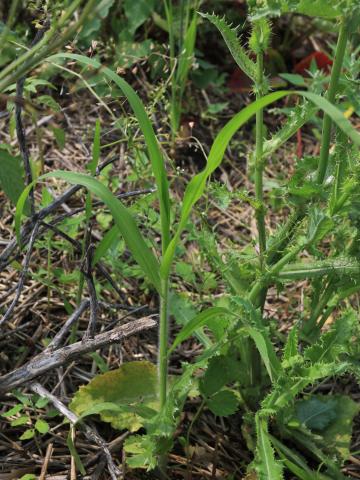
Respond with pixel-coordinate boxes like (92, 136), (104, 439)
(30, 382), (121, 480)
(0, 315), (157, 393)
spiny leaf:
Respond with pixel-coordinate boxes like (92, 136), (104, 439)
(305, 310), (357, 364)
(283, 326), (299, 363)
(243, 325), (282, 382)
(199, 12), (257, 81)
(160, 89), (360, 278)
(262, 102), (317, 159)
(254, 416), (284, 480)
(279, 257), (360, 281)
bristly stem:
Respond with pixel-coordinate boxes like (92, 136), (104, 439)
(317, 17), (349, 184)
(254, 52), (267, 271)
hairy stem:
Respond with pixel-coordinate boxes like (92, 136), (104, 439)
(317, 17), (349, 184)
(254, 52), (266, 270)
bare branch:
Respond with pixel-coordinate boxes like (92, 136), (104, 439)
(30, 382), (121, 480)
(0, 316), (157, 393)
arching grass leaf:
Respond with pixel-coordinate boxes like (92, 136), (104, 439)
(48, 53), (171, 251)
(16, 172), (161, 293)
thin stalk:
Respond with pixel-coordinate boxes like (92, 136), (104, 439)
(317, 17), (349, 184)
(254, 53), (266, 270)
(159, 278), (170, 408)
(163, 0), (177, 140)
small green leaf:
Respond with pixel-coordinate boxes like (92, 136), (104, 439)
(206, 390), (238, 417)
(320, 395), (360, 462)
(1, 404), (23, 417)
(35, 397), (49, 409)
(11, 415), (29, 427)
(19, 475), (37, 480)
(20, 428), (35, 440)
(35, 419), (50, 434)
(52, 127), (66, 150)
(279, 73), (306, 86)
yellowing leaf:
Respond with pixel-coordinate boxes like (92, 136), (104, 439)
(70, 361), (158, 432)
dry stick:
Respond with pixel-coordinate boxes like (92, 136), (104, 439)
(0, 221), (40, 326)
(15, 23), (49, 217)
(81, 241), (98, 339)
(0, 315), (157, 393)
(30, 382), (121, 480)
(39, 220), (126, 300)
(45, 299), (90, 352)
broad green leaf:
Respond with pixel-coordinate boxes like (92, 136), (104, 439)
(70, 361), (158, 432)
(48, 53), (170, 250)
(16, 171), (161, 293)
(248, 0), (341, 19)
(1, 404), (23, 417)
(123, 0), (155, 34)
(169, 307), (233, 354)
(320, 395), (360, 462)
(279, 73), (306, 86)
(161, 89), (360, 278)
(206, 390), (238, 417)
(0, 150), (27, 207)
(296, 0), (341, 18)
(199, 355), (241, 397)
(254, 416), (284, 480)
(296, 396), (337, 430)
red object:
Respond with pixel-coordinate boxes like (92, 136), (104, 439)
(294, 51), (333, 75)
(296, 129), (303, 159)
(228, 68), (253, 93)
